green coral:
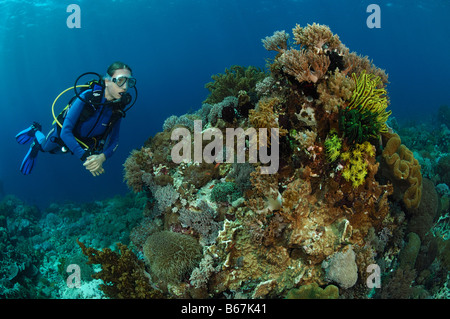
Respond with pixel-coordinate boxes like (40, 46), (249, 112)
(210, 181), (242, 203)
(324, 130), (342, 162)
(204, 65), (267, 104)
(339, 105), (382, 145)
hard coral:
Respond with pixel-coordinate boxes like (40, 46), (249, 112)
(382, 132), (423, 209)
(322, 246), (358, 289)
(210, 182), (242, 204)
(143, 231), (202, 284)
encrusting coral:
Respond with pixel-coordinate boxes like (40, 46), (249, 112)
(112, 22), (427, 299)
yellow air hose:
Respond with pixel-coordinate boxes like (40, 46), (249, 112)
(51, 85), (90, 149)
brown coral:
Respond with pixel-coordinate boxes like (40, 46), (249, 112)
(317, 70), (355, 114)
(262, 30), (289, 53)
(123, 147), (153, 193)
(382, 132), (423, 209)
(278, 48), (331, 83)
(343, 52), (389, 86)
(248, 96), (288, 147)
(77, 239), (163, 299)
(292, 23), (342, 53)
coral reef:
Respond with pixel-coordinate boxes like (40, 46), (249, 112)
(119, 22), (422, 299)
(4, 21), (449, 301)
(116, 22), (441, 299)
(0, 193), (145, 298)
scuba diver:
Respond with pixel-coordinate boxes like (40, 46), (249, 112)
(15, 61), (137, 176)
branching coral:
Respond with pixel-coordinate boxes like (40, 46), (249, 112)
(262, 30), (289, 53)
(204, 65), (267, 104)
(249, 96), (288, 147)
(77, 239), (163, 298)
(278, 48), (330, 83)
(292, 23), (342, 53)
(317, 70), (355, 114)
(178, 201), (222, 245)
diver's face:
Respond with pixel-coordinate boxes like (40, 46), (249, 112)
(105, 68), (132, 101)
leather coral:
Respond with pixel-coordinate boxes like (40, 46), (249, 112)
(382, 132), (423, 209)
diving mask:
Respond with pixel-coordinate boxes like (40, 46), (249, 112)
(112, 75), (136, 88)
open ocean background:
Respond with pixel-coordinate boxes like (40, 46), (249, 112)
(1, 0), (449, 209)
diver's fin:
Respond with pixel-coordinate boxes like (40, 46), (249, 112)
(20, 142), (41, 175)
(15, 122), (42, 145)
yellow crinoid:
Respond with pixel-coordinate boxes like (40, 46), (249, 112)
(347, 70), (391, 133)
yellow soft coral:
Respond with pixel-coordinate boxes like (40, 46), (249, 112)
(341, 141), (375, 188)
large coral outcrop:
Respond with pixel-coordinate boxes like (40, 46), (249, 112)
(117, 22), (421, 299)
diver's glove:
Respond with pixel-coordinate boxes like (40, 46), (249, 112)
(83, 153), (106, 177)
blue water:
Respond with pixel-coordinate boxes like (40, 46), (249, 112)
(1, 0), (449, 209)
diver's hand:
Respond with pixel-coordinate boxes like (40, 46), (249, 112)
(83, 153), (106, 177)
